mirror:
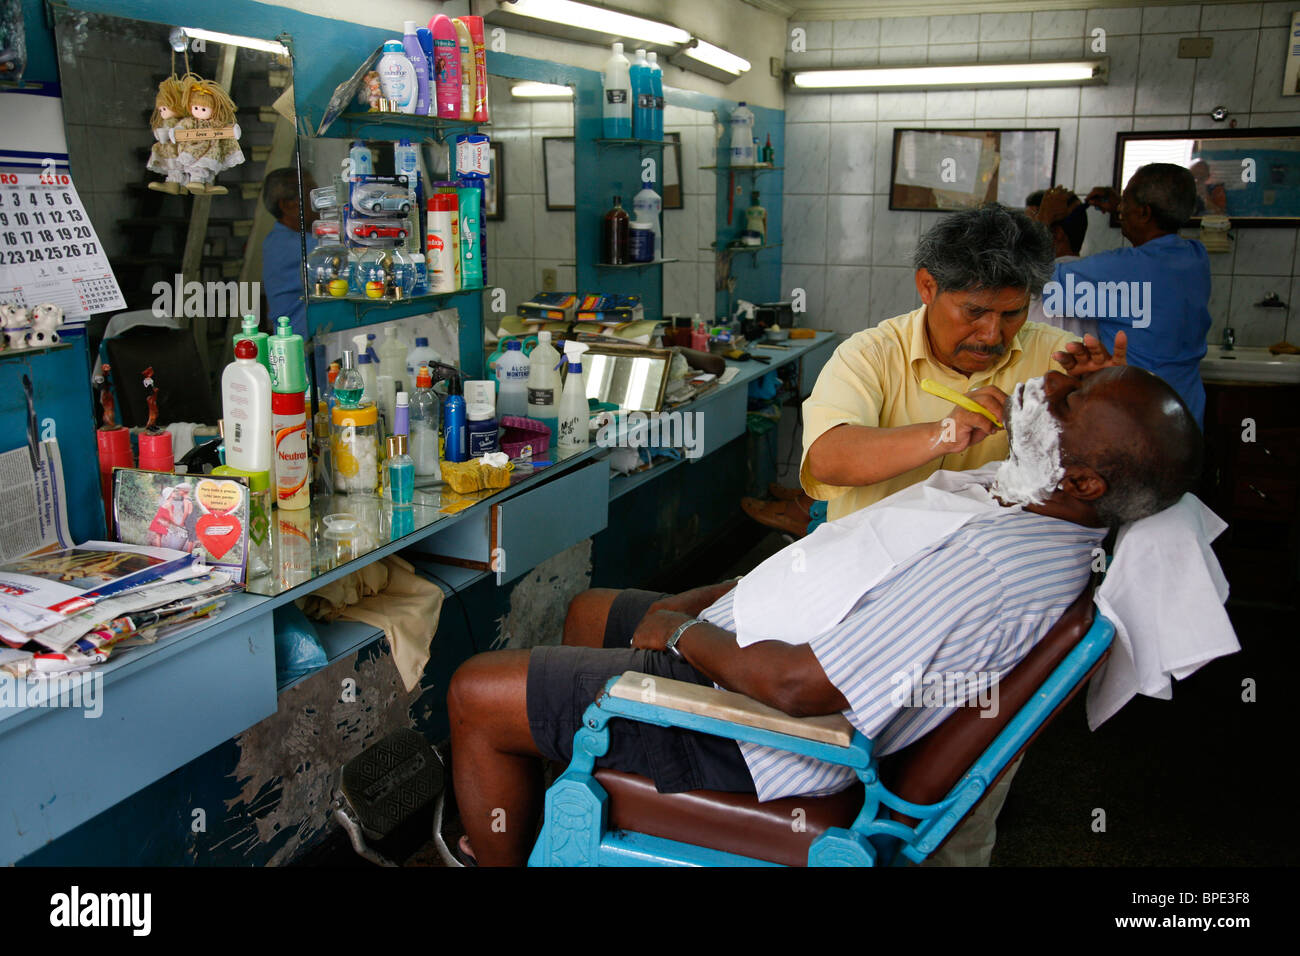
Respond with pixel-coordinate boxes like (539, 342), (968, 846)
(53, 8), (294, 399)
(1115, 127), (1300, 226)
(662, 104), (720, 321)
(584, 344), (672, 412)
(482, 71), (575, 333)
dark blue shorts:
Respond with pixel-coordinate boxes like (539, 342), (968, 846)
(526, 589), (755, 795)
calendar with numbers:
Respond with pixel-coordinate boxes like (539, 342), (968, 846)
(0, 169), (125, 322)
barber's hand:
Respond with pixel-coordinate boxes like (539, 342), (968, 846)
(933, 385), (1007, 455)
(1037, 186), (1079, 225)
(1085, 186), (1120, 214)
(630, 609), (691, 652)
(1053, 331), (1127, 379)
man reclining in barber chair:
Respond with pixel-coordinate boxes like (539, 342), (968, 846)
(448, 365), (1204, 866)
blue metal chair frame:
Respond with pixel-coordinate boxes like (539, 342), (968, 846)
(529, 613), (1115, 867)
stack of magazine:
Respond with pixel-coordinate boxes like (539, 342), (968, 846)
(0, 541), (237, 679)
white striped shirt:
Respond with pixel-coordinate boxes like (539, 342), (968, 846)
(698, 509), (1106, 802)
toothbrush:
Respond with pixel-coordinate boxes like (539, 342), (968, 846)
(920, 378), (1004, 429)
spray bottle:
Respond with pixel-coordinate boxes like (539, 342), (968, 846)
(556, 341), (590, 451)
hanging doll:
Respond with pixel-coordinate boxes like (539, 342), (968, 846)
(171, 78), (244, 195)
(146, 75), (191, 194)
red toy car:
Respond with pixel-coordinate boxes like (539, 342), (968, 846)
(350, 221), (408, 241)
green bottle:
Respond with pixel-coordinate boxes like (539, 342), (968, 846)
(268, 315), (308, 394)
(232, 315), (271, 377)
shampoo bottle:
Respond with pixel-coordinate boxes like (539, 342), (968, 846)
(647, 52), (665, 142)
(223, 339), (273, 474)
(557, 341), (590, 451)
(402, 21), (431, 116)
(232, 314), (271, 377)
(630, 48), (654, 141)
(602, 42), (632, 139)
(430, 15), (461, 120)
(453, 18), (476, 121)
(378, 40), (418, 114)
(464, 16), (490, 122)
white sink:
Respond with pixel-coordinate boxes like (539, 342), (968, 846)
(1201, 345), (1300, 384)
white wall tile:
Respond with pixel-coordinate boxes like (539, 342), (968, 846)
(1133, 114), (1191, 131)
(1135, 33), (1195, 116)
(870, 267), (921, 321)
(1191, 30), (1262, 117)
(781, 263), (826, 317)
(1140, 4), (1202, 34)
(925, 90), (976, 120)
(1250, 28), (1294, 113)
(1030, 38), (1085, 59)
(788, 48), (833, 69)
(1206, 275), (1232, 337)
(928, 43), (979, 64)
(980, 12), (1032, 43)
(1086, 6), (1143, 36)
(1208, 234), (1237, 274)
(974, 88), (1028, 119)
(782, 194), (828, 264)
(832, 18), (880, 49)
(790, 20), (832, 51)
(784, 122), (830, 194)
(877, 91), (927, 121)
(828, 122), (875, 195)
(1261, 2), (1295, 28)
(1079, 33), (1138, 115)
(871, 204), (920, 267)
(874, 123), (898, 194)
(830, 92), (877, 122)
(1228, 275), (1289, 344)
(663, 207), (697, 262)
(1050, 118), (1080, 188)
(1032, 9), (1086, 39)
(786, 93), (831, 124)
(1248, 109), (1300, 125)
(1232, 229), (1296, 275)
(827, 195), (874, 265)
(880, 17), (929, 46)
(1026, 86), (1081, 118)
(1075, 116), (1133, 192)
(831, 48), (879, 67)
(824, 266), (873, 335)
(929, 14), (980, 45)
(697, 264), (716, 319)
(978, 40), (1031, 61)
(1201, 3), (1262, 31)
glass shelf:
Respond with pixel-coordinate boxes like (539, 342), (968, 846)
(593, 258), (679, 269)
(308, 285), (485, 305)
(699, 164), (782, 172)
(703, 242), (782, 255)
(595, 138), (672, 148)
(320, 111), (487, 141)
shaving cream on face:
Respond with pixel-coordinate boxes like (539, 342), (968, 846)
(992, 378), (1065, 505)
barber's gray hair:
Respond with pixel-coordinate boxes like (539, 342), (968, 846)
(263, 167), (300, 218)
(1127, 163), (1197, 232)
(912, 203), (1056, 295)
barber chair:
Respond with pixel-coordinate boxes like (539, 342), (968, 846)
(529, 585), (1113, 866)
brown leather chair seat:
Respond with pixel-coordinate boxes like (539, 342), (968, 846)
(591, 585), (1104, 866)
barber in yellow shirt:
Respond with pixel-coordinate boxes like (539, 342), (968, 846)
(802, 203), (1126, 522)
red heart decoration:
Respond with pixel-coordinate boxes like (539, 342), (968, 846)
(196, 513), (243, 560)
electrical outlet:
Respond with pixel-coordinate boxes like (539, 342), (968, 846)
(1178, 36), (1213, 58)
(542, 268), (557, 292)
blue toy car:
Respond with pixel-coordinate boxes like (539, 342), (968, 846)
(352, 183), (412, 216)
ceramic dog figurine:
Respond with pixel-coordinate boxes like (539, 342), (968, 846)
(1, 303), (31, 350)
(27, 302), (64, 348)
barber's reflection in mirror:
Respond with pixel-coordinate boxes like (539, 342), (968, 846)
(263, 167), (319, 340)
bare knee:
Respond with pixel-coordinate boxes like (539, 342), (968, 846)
(563, 588), (621, 647)
(448, 651), (526, 725)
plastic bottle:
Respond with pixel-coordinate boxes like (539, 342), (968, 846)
(527, 330), (561, 443)
(267, 315), (306, 395)
(377, 326), (408, 385)
(630, 48), (654, 141)
(443, 373), (468, 463)
(378, 40), (418, 114)
(463, 16), (490, 122)
(416, 27), (436, 101)
(353, 333), (377, 406)
(426, 193), (458, 293)
(465, 379), (498, 457)
(402, 21), (431, 116)
(393, 139), (418, 176)
(409, 366), (441, 481)
(557, 341), (590, 451)
(633, 184), (663, 262)
(457, 184), (483, 289)
(385, 434), (414, 504)
(406, 335), (439, 386)
(453, 18), (475, 121)
(349, 141), (373, 176)
(267, 316), (310, 509)
(222, 339), (272, 474)
(602, 195), (630, 265)
(762, 133), (775, 166)
(232, 314), (271, 377)
(691, 313), (709, 351)
(495, 340), (530, 418)
(602, 42), (632, 139)
(430, 14), (461, 120)
(729, 101), (755, 166)
(745, 190), (767, 243)
(647, 52), (665, 142)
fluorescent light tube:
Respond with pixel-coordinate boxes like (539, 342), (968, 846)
(684, 39), (750, 76)
(180, 27), (289, 57)
(791, 61), (1105, 90)
(504, 0), (689, 46)
(512, 81), (574, 98)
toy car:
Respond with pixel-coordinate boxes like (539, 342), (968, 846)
(352, 183), (413, 216)
(350, 220), (409, 242)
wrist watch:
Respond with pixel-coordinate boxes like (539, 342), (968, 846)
(665, 618), (701, 658)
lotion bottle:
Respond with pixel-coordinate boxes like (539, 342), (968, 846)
(222, 339), (273, 474)
(402, 21), (431, 116)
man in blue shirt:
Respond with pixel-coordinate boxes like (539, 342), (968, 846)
(261, 167), (317, 340)
(1035, 164), (1211, 426)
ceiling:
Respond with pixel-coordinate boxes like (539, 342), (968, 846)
(744, 0), (1265, 21)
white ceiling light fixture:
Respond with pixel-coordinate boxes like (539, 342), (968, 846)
(683, 39), (751, 77)
(512, 81), (575, 99)
(496, 0), (689, 47)
(790, 59), (1108, 91)
(177, 27), (289, 57)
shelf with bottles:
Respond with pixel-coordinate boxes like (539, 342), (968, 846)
(320, 111), (488, 143)
(594, 258), (679, 270)
(308, 285), (486, 306)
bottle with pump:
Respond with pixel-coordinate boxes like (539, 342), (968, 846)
(647, 52), (665, 141)
(495, 339), (530, 418)
(430, 14), (461, 119)
(222, 339), (273, 474)
(526, 330), (561, 442)
(402, 21), (431, 116)
(629, 49), (654, 141)
(602, 195), (630, 265)
(409, 365), (441, 482)
(557, 341), (590, 451)
(729, 101), (755, 166)
(602, 42), (632, 139)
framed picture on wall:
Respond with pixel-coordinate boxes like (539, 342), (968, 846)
(484, 142), (504, 220)
(542, 136), (575, 211)
(662, 132), (683, 209)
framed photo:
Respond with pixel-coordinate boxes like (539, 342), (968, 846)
(542, 136), (575, 211)
(484, 141), (504, 220)
(662, 131), (683, 209)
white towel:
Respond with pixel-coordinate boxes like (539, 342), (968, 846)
(1087, 494), (1238, 728)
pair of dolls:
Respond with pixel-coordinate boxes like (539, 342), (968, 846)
(147, 75), (244, 195)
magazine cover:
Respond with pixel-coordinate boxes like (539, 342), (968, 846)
(112, 470), (250, 583)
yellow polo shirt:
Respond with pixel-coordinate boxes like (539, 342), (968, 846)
(800, 305), (1079, 521)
